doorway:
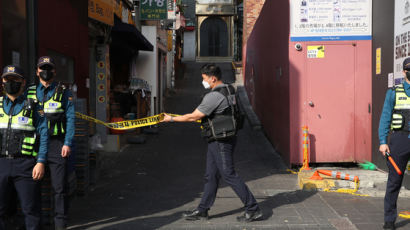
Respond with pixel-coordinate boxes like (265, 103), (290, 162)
(199, 16), (228, 57)
(306, 44), (356, 162)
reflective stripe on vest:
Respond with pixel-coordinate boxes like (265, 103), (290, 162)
(391, 84), (410, 130)
(0, 97), (37, 156)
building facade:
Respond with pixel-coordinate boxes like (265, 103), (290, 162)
(243, 0), (373, 166)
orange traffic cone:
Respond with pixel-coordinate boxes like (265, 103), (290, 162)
(310, 170), (323, 180)
(317, 170), (359, 182)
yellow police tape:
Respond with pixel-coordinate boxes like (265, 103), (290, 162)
(399, 211), (410, 219)
(323, 181), (369, 197)
(75, 112), (182, 130)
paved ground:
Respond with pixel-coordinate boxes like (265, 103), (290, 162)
(68, 62), (410, 230)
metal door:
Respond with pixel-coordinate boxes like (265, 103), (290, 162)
(306, 44), (355, 162)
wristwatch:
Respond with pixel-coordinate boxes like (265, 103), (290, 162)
(170, 116), (174, 122)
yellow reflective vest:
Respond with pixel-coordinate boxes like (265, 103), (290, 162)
(27, 84), (66, 136)
(391, 84), (410, 130)
(0, 97), (38, 156)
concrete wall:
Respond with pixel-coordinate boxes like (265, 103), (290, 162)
(372, 0), (395, 170)
(183, 31), (196, 61)
(136, 26), (158, 116)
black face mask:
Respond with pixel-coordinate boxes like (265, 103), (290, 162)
(406, 71), (410, 81)
(4, 81), (22, 95)
(39, 70), (54, 81)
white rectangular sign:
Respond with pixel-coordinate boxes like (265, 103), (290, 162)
(290, 0), (372, 41)
(394, 0), (410, 84)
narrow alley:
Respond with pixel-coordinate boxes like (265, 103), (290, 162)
(67, 63), (410, 230)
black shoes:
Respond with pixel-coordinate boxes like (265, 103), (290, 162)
(182, 209), (209, 221)
(383, 222), (396, 230)
(236, 209), (263, 222)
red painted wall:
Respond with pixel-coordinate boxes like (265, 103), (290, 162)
(244, 0), (291, 164)
(244, 0), (372, 165)
(37, 0), (88, 98)
(288, 40), (372, 164)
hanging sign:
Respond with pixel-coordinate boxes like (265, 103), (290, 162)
(167, 0), (176, 20)
(141, 0), (167, 20)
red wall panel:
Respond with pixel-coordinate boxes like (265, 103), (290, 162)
(37, 0), (88, 98)
(244, 0), (372, 165)
(244, 0), (291, 164)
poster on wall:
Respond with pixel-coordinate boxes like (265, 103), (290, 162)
(290, 0), (372, 41)
(393, 0), (410, 84)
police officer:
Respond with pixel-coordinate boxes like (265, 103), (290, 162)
(379, 57), (410, 230)
(0, 65), (48, 230)
(161, 64), (262, 222)
(27, 56), (75, 230)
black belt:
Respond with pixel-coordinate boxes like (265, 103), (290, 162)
(0, 154), (33, 159)
(392, 130), (410, 134)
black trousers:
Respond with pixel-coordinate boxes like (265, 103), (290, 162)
(0, 157), (41, 230)
(384, 131), (410, 222)
(48, 137), (68, 228)
(198, 138), (259, 212)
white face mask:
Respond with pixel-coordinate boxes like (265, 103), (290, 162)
(202, 80), (210, 89)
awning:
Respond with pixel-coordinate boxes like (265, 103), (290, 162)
(111, 16), (153, 52)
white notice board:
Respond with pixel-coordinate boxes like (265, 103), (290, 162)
(290, 0), (372, 42)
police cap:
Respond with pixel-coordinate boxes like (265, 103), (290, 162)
(403, 57), (410, 71)
(1, 65), (25, 79)
(37, 56), (55, 69)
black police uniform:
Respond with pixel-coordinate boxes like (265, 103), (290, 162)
(28, 56), (75, 229)
(0, 65), (48, 230)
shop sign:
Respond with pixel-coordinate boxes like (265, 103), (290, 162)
(394, 0), (410, 83)
(290, 0), (372, 41)
(88, 0), (114, 26)
(195, 4), (235, 15)
(167, 0), (176, 20)
(141, 0), (167, 20)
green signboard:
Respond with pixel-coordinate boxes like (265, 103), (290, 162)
(140, 0), (167, 20)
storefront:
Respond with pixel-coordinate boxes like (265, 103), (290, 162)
(89, 0), (153, 141)
(110, 15), (153, 120)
